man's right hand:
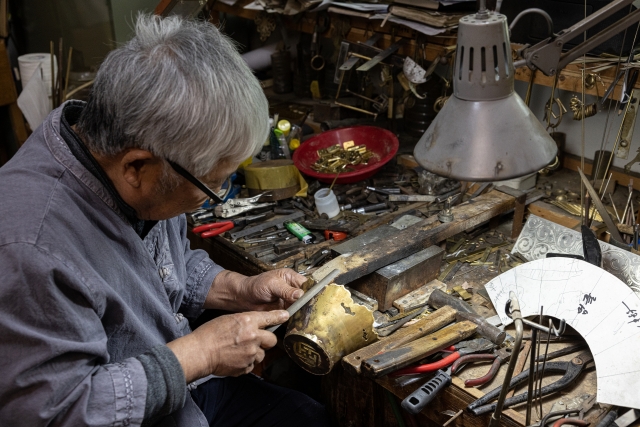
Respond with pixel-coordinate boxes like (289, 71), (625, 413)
(167, 310), (288, 383)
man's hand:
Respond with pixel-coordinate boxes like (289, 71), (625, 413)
(205, 268), (307, 312)
(238, 269), (308, 311)
(167, 310), (288, 382)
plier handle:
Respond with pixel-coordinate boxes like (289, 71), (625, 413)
(392, 338), (494, 377)
(467, 351), (594, 416)
(450, 347), (511, 387)
(192, 221), (234, 238)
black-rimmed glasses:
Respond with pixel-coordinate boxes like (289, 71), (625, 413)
(167, 160), (227, 205)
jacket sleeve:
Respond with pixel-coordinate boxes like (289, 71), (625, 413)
(177, 214), (224, 319)
(0, 242), (178, 427)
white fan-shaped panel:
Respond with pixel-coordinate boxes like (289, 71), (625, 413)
(484, 257), (640, 409)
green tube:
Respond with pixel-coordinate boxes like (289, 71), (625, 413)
(284, 220), (315, 244)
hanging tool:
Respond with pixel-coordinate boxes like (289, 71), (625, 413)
(356, 41), (403, 72)
(392, 338), (495, 376)
(577, 168), (627, 248)
(467, 351), (595, 416)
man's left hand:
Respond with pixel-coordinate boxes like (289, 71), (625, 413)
(238, 269), (307, 311)
(205, 268), (307, 312)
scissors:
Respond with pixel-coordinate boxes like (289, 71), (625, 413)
(192, 221), (235, 238)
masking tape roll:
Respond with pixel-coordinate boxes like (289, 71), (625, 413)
(245, 159), (306, 201)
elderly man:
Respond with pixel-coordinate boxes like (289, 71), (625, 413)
(0, 14), (331, 427)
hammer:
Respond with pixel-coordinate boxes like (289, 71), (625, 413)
(428, 289), (506, 346)
(359, 290), (505, 378)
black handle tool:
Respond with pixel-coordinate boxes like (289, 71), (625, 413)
(401, 367), (452, 415)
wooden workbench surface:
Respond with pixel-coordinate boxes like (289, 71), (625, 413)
(187, 176), (612, 427)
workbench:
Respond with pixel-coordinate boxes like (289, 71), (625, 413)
(186, 179), (615, 427)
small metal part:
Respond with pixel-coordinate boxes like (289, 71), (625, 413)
(354, 202), (388, 214)
(448, 237), (467, 254)
(452, 285), (472, 300)
(366, 186), (401, 195)
(438, 261), (460, 282)
(389, 194), (436, 202)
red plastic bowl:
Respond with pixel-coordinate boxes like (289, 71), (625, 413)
(293, 126), (399, 184)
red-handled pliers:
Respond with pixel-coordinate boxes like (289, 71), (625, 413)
(192, 221), (234, 238)
(392, 338), (494, 377)
(450, 347), (511, 387)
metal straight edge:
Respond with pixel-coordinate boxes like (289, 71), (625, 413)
(230, 211), (304, 241)
(266, 269), (341, 333)
(339, 34), (382, 71)
(356, 42), (401, 72)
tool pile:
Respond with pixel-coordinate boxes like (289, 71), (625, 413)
(187, 162), (466, 272)
(338, 223), (640, 427)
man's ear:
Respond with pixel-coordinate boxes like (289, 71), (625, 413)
(120, 149), (159, 189)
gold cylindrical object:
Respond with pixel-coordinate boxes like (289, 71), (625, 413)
(244, 159), (300, 201)
(284, 284), (378, 375)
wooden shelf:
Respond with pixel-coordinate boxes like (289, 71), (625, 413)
(156, 0), (638, 100)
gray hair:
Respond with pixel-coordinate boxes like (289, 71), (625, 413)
(77, 13), (269, 177)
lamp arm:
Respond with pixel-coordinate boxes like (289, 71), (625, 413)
(516, 0), (639, 76)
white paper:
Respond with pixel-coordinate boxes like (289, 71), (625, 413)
(17, 64), (51, 130)
(332, 2), (388, 12)
(369, 14), (451, 36)
(484, 257), (640, 410)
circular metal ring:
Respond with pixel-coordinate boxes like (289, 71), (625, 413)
(310, 55), (325, 71)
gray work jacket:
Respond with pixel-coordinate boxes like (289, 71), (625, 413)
(0, 105), (222, 426)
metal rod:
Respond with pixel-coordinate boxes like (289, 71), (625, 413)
(537, 318), (554, 419)
(488, 292), (524, 427)
(525, 325), (538, 425)
(534, 308), (544, 420)
(610, 193), (621, 222)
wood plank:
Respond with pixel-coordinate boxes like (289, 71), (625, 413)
(320, 190), (515, 286)
(563, 154), (640, 192)
(393, 279), (447, 313)
(528, 200), (582, 230)
(342, 305), (457, 375)
(514, 61), (637, 104)
(361, 320), (478, 378)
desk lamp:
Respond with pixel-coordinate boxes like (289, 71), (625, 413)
(414, 0), (640, 181)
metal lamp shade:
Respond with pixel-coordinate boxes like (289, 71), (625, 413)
(413, 12), (557, 181)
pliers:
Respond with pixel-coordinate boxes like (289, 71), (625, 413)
(398, 338), (494, 415)
(214, 193), (275, 218)
(450, 347), (511, 387)
(467, 351), (595, 416)
(192, 221), (235, 238)
(392, 338), (495, 377)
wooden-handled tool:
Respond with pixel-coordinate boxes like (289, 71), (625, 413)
(342, 306), (457, 375)
(360, 320), (478, 378)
